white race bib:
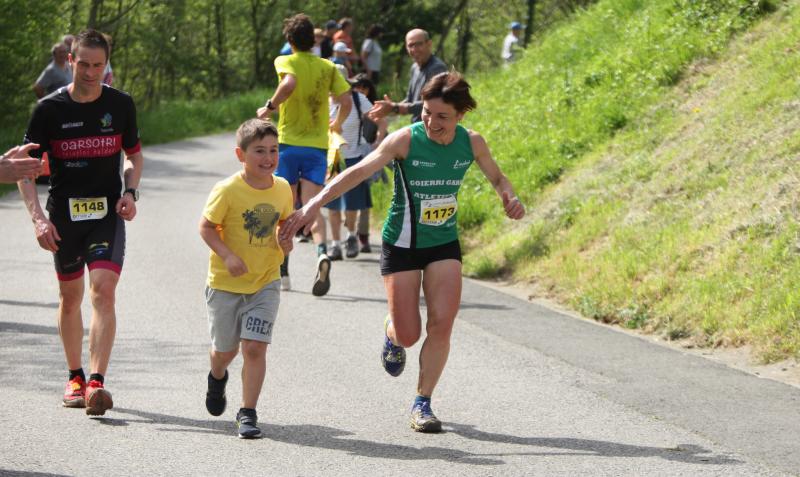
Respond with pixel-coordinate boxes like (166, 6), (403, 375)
(419, 196), (457, 226)
(68, 197), (108, 221)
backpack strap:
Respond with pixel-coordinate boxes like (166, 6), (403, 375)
(351, 89), (363, 147)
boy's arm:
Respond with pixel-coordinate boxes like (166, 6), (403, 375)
(199, 217), (248, 277)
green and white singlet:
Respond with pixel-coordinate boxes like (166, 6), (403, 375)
(382, 122), (474, 249)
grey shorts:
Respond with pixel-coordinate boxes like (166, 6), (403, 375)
(205, 280), (280, 352)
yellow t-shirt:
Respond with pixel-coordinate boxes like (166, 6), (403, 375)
(203, 173), (294, 294)
(274, 52), (351, 149)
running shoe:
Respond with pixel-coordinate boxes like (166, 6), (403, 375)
(410, 400), (443, 433)
(205, 370), (228, 416)
(236, 408), (262, 439)
(85, 380), (113, 416)
(345, 235), (359, 259)
(328, 244), (343, 261)
(280, 275), (291, 291)
(62, 376), (86, 408)
(381, 316), (405, 377)
(312, 254), (331, 297)
(296, 230), (311, 243)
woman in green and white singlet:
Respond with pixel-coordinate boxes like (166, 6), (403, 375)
(281, 71), (525, 433)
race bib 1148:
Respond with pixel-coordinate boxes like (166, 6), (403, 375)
(69, 197), (108, 221)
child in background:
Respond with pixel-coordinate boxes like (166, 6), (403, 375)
(199, 118), (294, 439)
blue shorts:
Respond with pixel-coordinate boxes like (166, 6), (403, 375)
(323, 157), (372, 211)
(277, 144), (327, 186)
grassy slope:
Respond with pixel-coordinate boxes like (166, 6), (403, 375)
(463, 1), (800, 361)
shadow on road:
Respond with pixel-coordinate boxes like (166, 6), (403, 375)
(293, 292), (512, 312)
(0, 471), (70, 477)
(264, 424), (504, 465)
(104, 408), (503, 465)
(0, 320), (59, 334)
(110, 407), (233, 436)
(0, 300), (60, 310)
(446, 423), (742, 465)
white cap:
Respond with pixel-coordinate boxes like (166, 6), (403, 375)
(333, 41), (351, 53)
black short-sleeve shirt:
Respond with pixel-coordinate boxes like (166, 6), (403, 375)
(24, 85), (141, 208)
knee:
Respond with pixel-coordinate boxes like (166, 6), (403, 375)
(211, 347), (238, 362)
(59, 291), (82, 314)
(393, 327), (421, 348)
(240, 340), (267, 361)
(90, 280), (117, 309)
(425, 315), (455, 342)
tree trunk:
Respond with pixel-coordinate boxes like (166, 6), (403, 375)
(457, 9), (472, 73)
(525, 0), (536, 47)
(435, 0), (469, 58)
(88, 0), (103, 29)
(214, 0), (228, 94)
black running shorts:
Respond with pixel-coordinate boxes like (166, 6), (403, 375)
(380, 240), (462, 276)
(49, 197), (125, 281)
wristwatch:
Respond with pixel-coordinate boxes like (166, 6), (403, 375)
(266, 99), (275, 111)
(124, 188), (139, 202)
(391, 103), (400, 114)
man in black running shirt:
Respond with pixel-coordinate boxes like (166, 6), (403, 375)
(18, 29), (143, 417)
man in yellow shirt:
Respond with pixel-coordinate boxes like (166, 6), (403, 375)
(258, 13), (352, 297)
(199, 118), (294, 439)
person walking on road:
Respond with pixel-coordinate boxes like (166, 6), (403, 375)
(199, 118), (294, 439)
(360, 24), (384, 84)
(368, 28), (448, 124)
(33, 42), (72, 99)
(257, 13), (352, 296)
(19, 29), (144, 416)
(281, 71), (525, 432)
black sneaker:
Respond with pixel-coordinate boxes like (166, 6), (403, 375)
(236, 408), (262, 439)
(358, 234), (371, 253)
(345, 235), (359, 258)
(328, 244), (343, 261)
(312, 254), (331, 296)
(410, 400), (442, 433)
(381, 316), (405, 377)
(205, 370), (228, 416)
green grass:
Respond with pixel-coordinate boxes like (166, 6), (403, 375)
(462, 0), (800, 361)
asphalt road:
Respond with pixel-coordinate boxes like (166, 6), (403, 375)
(1, 133), (798, 476)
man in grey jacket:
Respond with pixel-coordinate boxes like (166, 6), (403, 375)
(368, 29), (448, 124)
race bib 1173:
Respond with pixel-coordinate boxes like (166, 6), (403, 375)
(419, 196), (457, 226)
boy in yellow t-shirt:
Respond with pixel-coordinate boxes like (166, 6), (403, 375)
(199, 118), (294, 439)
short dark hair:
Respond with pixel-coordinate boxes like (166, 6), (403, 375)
(339, 17), (353, 29)
(237, 118), (278, 150)
(366, 24), (383, 39)
(283, 14), (314, 51)
(421, 71), (476, 113)
(351, 73), (377, 102)
(72, 29), (110, 62)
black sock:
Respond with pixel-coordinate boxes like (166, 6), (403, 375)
(89, 373), (104, 385)
(280, 256), (289, 276)
(69, 368), (85, 382)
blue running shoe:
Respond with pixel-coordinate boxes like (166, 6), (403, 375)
(381, 316), (405, 377)
(236, 408), (262, 439)
(410, 399), (442, 433)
